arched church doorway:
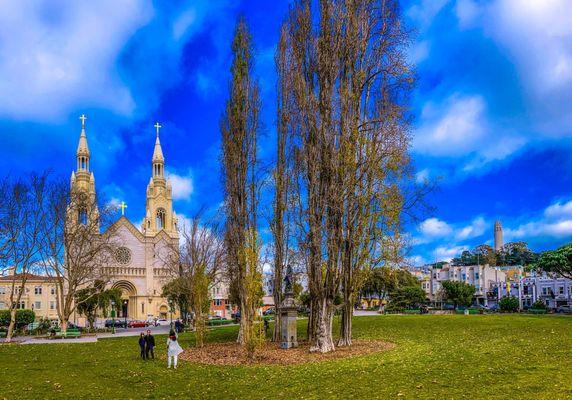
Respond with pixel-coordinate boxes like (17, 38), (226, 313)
(112, 281), (137, 319)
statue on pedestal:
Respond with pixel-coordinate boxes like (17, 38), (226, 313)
(280, 264), (298, 349)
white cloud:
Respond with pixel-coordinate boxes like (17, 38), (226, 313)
(407, 0), (450, 29)
(457, 0), (572, 136)
(167, 171), (194, 201)
(416, 169), (430, 183)
(544, 200), (572, 220)
(408, 255), (427, 267)
(107, 197), (121, 209)
(419, 218), (453, 238)
(0, 0), (153, 121)
(433, 245), (468, 262)
(408, 40), (430, 64)
(414, 94), (487, 157)
(414, 93), (527, 171)
(455, 0), (481, 28)
(506, 199), (572, 240)
(416, 216), (488, 245)
(455, 217), (486, 240)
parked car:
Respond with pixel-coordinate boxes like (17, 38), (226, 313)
(263, 308), (275, 316)
(104, 319), (127, 329)
(556, 305), (572, 314)
(209, 315), (224, 320)
(127, 320), (146, 328)
(155, 319), (170, 326)
(67, 322), (84, 331)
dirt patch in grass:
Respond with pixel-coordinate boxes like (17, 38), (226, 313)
(179, 339), (394, 366)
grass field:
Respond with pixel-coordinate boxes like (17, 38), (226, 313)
(1, 315), (571, 399)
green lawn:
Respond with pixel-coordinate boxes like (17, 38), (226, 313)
(1, 315), (571, 399)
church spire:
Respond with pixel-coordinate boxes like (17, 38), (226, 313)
(76, 114), (90, 172)
(152, 122), (165, 179)
(142, 121), (178, 238)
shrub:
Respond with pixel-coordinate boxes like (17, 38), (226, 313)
(531, 300), (547, 310)
(499, 296), (519, 312)
(0, 309), (36, 328)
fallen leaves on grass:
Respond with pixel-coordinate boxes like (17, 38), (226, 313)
(179, 339), (394, 366)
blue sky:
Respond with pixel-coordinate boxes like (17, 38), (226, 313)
(0, 0), (571, 266)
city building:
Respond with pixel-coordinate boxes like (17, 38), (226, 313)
(0, 273), (59, 320)
(210, 278), (235, 319)
(489, 271), (572, 309)
(428, 263), (506, 306)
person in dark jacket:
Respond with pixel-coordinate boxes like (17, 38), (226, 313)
(145, 330), (156, 360)
(138, 332), (146, 359)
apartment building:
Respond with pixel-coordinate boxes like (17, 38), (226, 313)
(0, 273), (59, 320)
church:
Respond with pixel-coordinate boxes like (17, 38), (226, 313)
(71, 116), (179, 321)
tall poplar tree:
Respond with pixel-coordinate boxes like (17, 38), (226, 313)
(278, 0), (414, 352)
(220, 17), (263, 355)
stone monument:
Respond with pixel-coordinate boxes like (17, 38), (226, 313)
(280, 265), (298, 349)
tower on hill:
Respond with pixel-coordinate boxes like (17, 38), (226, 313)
(494, 220), (503, 251)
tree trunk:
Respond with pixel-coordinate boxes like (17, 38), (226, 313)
(309, 298), (335, 353)
(5, 308), (17, 342)
(307, 295), (319, 342)
(338, 301), (353, 347)
(272, 310), (282, 342)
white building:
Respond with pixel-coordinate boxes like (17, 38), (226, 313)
(428, 263), (506, 306)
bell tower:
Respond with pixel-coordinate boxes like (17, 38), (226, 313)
(70, 114), (99, 230)
(141, 122), (178, 238)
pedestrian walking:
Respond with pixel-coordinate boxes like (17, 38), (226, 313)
(138, 332), (146, 360)
(145, 329), (155, 359)
(167, 331), (183, 369)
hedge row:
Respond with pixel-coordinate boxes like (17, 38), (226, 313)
(0, 309), (36, 328)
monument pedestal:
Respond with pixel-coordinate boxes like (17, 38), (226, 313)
(280, 292), (298, 349)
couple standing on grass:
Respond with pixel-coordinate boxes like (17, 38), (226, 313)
(138, 329), (183, 369)
(138, 330), (156, 360)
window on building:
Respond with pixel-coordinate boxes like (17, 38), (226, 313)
(50, 301), (56, 310)
(51, 287), (56, 295)
(542, 287), (549, 295)
(213, 299), (222, 306)
(559, 286), (564, 295)
(156, 208), (166, 230)
(34, 286), (42, 295)
(0, 286), (5, 295)
(475, 272), (479, 280)
(78, 208), (88, 225)
(141, 303), (144, 314)
(0, 302), (5, 310)
(34, 301), (41, 310)
(17, 301), (25, 309)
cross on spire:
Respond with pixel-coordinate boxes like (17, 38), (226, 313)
(154, 122), (162, 137)
(79, 114), (87, 128)
(119, 201), (128, 216)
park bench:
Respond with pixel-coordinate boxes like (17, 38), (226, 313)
(53, 327), (81, 339)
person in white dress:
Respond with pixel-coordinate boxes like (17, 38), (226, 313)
(167, 331), (183, 369)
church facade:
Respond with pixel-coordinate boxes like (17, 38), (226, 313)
(71, 118), (179, 321)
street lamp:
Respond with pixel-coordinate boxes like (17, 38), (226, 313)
(110, 300), (116, 334)
(123, 300), (128, 329)
(168, 299), (174, 327)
